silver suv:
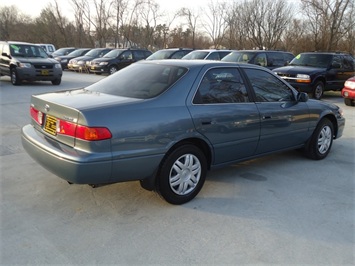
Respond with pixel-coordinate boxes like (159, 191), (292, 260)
(0, 41), (62, 85)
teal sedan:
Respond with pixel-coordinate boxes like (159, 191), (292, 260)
(22, 60), (345, 204)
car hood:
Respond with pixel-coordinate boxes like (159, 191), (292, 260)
(92, 57), (115, 62)
(71, 55), (95, 61)
(274, 65), (326, 74)
(14, 57), (59, 64)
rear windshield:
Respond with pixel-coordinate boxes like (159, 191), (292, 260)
(146, 50), (175, 60)
(86, 63), (188, 99)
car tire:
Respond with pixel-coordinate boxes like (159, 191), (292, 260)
(344, 98), (354, 106)
(156, 144), (207, 205)
(312, 81), (324, 100)
(303, 118), (333, 160)
(51, 78), (61, 85)
(109, 66), (118, 75)
(10, 68), (21, 85)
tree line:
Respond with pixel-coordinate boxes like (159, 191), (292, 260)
(0, 0), (354, 56)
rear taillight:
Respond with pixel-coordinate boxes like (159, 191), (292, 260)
(30, 105), (43, 125)
(30, 106), (111, 141)
(57, 119), (112, 141)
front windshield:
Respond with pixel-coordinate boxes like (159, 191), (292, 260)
(85, 49), (102, 57)
(289, 53), (332, 68)
(182, 51), (209, 59)
(221, 52), (254, 63)
(68, 49), (88, 57)
(146, 50), (175, 60)
(10, 44), (48, 58)
(103, 49), (123, 58)
(86, 62), (188, 99)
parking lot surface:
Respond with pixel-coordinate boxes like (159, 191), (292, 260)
(1, 71), (354, 265)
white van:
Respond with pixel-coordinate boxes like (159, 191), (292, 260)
(37, 44), (56, 55)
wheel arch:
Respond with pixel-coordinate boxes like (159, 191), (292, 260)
(139, 137), (212, 191)
(322, 114), (338, 139)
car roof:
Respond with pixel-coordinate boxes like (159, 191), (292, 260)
(138, 58), (269, 70)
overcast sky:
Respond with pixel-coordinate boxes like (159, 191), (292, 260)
(3, 0), (218, 19)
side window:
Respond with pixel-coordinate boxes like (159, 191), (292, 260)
(133, 50), (144, 60)
(243, 68), (295, 102)
(254, 53), (267, 67)
(343, 55), (354, 70)
(171, 51), (187, 59)
(194, 68), (249, 104)
(121, 51), (133, 60)
(268, 53), (284, 67)
(0, 44), (3, 54)
(332, 55), (343, 68)
(206, 52), (220, 60)
(48, 46), (54, 53)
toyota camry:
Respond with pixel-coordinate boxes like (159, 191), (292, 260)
(22, 60), (345, 204)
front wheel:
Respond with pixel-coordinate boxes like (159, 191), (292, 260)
(51, 78), (61, 85)
(11, 68), (21, 85)
(344, 98), (354, 106)
(156, 144), (207, 205)
(303, 118), (334, 160)
(312, 81), (324, 100)
(109, 65), (118, 75)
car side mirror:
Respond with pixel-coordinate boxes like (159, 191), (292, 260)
(2, 52), (10, 58)
(297, 92), (309, 102)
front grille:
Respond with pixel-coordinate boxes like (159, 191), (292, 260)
(33, 64), (54, 70)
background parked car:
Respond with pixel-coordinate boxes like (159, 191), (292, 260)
(181, 49), (233, 60)
(54, 48), (92, 69)
(89, 48), (152, 75)
(67, 48), (112, 72)
(0, 41), (62, 85)
(51, 47), (76, 57)
(273, 52), (355, 99)
(341, 76), (355, 106)
(146, 48), (193, 60)
(37, 44), (56, 55)
(222, 50), (295, 70)
(21, 60), (345, 205)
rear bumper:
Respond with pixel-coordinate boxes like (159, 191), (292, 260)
(21, 124), (112, 184)
(21, 124), (163, 185)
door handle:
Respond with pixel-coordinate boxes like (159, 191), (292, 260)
(262, 115), (272, 120)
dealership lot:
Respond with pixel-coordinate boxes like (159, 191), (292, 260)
(1, 71), (354, 264)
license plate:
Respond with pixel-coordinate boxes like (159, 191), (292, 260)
(91, 66), (95, 70)
(44, 115), (57, 135)
(41, 69), (49, 75)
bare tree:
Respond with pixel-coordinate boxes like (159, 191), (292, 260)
(202, 0), (229, 48)
(242, 0), (293, 50)
(301, 0), (354, 51)
(178, 7), (199, 49)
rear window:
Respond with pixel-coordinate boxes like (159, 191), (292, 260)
(86, 63), (188, 99)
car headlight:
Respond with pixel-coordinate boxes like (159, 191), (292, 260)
(78, 60), (84, 65)
(296, 74), (311, 83)
(99, 62), (109, 66)
(54, 63), (62, 69)
(344, 80), (355, 90)
(18, 63), (31, 68)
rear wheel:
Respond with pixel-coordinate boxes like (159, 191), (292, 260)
(156, 144), (207, 205)
(312, 81), (324, 100)
(11, 68), (21, 85)
(304, 118), (333, 160)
